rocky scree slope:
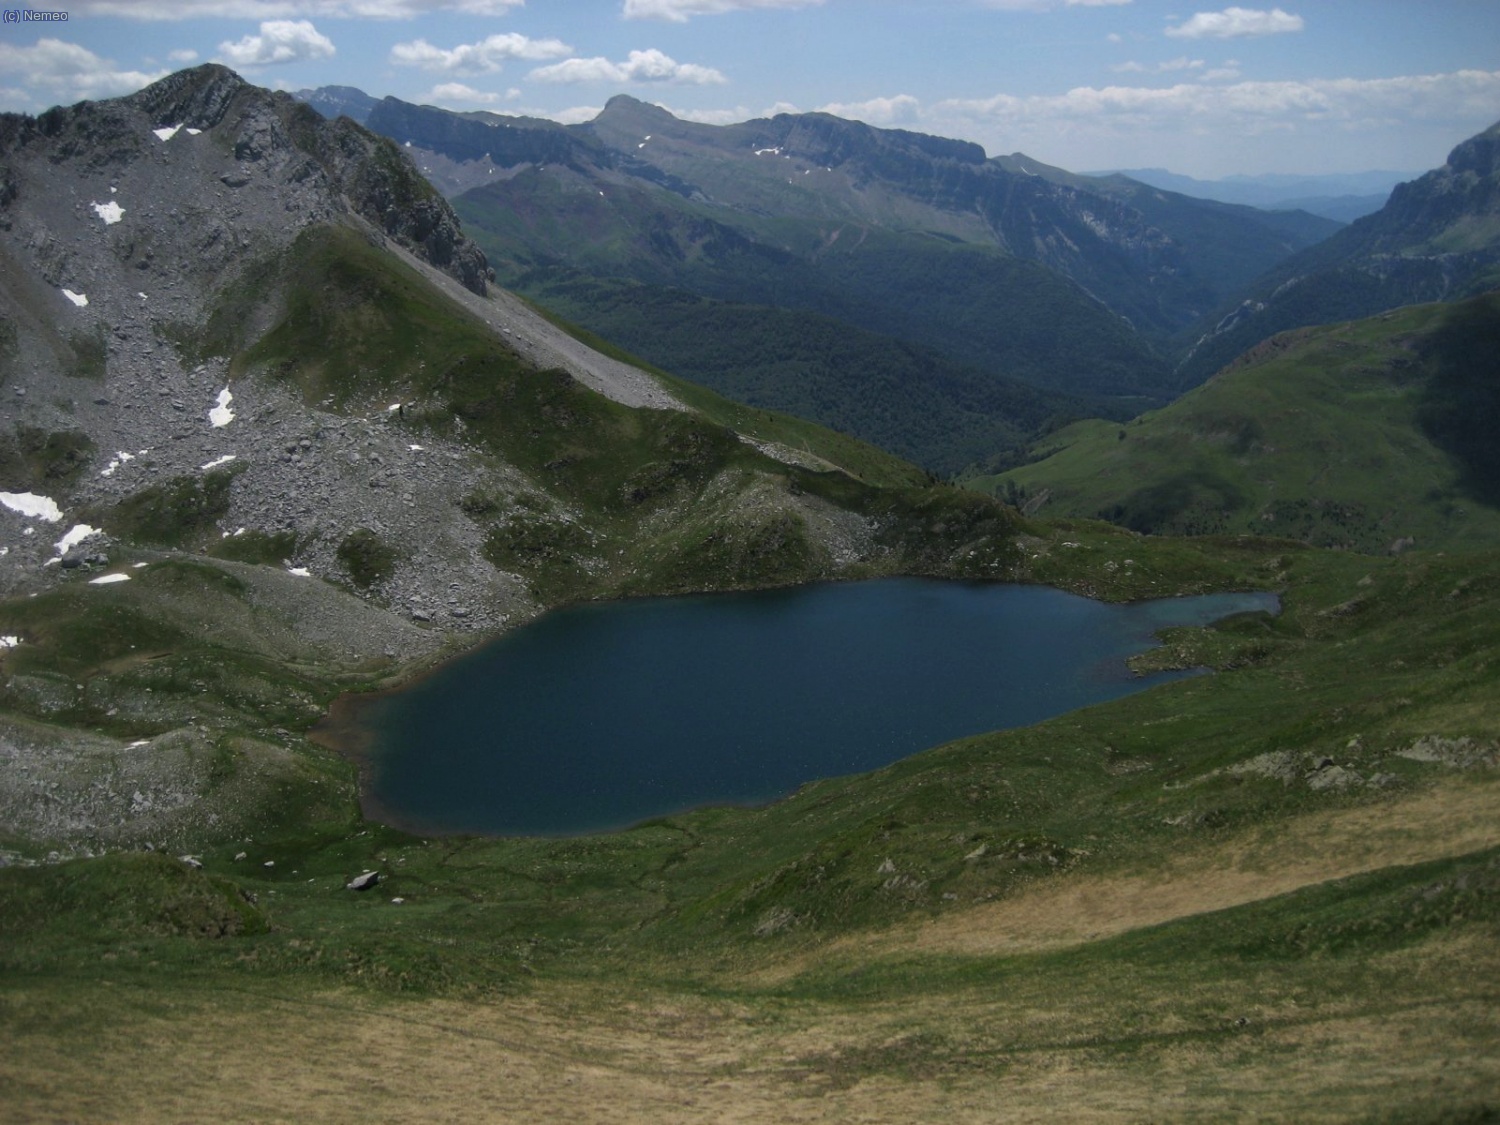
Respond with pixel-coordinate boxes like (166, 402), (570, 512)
(0, 64), (507, 618)
(0, 67), (1027, 860)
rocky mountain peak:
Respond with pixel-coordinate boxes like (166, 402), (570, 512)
(124, 63), (248, 134)
(1445, 120), (1500, 178)
(1, 66), (489, 299)
(598, 94), (679, 127)
(1347, 115), (1499, 252)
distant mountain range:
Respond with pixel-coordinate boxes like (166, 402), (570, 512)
(299, 86), (1348, 472)
(1178, 121), (1500, 385)
(1089, 167), (1415, 223)
(296, 87), (1500, 488)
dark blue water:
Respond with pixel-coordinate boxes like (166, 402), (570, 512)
(356, 579), (1277, 836)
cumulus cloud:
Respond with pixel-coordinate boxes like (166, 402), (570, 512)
(217, 20), (335, 67)
(545, 104), (606, 125)
(978, 0), (1130, 9)
(623, 0), (822, 20)
(785, 67), (1500, 174)
(932, 69), (1500, 130)
(816, 94), (922, 126)
(392, 34), (571, 75)
(1200, 65), (1243, 82)
(1113, 57), (1204, 74)
(1166, 7), (1304, 39)
(423, 82), (517, 106)
(530, 49), (727, 86)
(168, 49), (201, 63)
(0, 38), (166, 104)
(675, 104), (761, 125)
(75, 0), (524, 16)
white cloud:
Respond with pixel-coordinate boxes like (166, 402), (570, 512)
(391, 34), (571, 75)
(168, 49), (201, 63)
(1113, 57), (1204, 74)
(217, 20), (335, 67)
(74, 0), (523, 17)
(0, 39), (166, 104)
(816, 94), (921, 126)
(674, 104), (758, 125)
(978, 0), (1130, 9)
(932, 69), (1500, 132)
(545, 104), (605, 125)
(423, 82), (518, 106)
(623, 0), (822, 21)
(1166, 7), (1304, 40)
(751, 67), (1499, 175)
(530, 49), (727, 86)
(903, 68), (1500, 174)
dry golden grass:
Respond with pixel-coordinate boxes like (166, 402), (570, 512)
(4, 936), (1497, 1124)
(786, 773), (1500, 968)
(4, 775), (1497, 1123)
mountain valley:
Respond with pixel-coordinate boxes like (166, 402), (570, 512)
(299, 87), (1353, 472)
(1, 66), (1498, 1123)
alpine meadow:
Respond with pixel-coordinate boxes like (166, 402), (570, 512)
(1, 7), (1499, 1120)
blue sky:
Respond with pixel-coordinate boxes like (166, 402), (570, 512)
(1, 1), (1497, 177)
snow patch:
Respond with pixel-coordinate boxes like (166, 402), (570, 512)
(153, 124), (183, 142)
(408, 444), (424, 452)
(0, 636), (20, 649)
(0, 492), (63, 522)
(91, 200), (125, 225)
(100, 450), (136, 478)
(54, 524), (101, 555)
(386, 402), (402, 414)
(132, 562), (149, 568)
(286, 566), (311, 577)
(89, 573), (131, 585)
(186, 128), (202, 135)
(200, 454), (237, 471)
(209, 387), (234, 428)
(61, 289), (88, 307)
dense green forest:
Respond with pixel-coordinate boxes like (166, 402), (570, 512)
(517, 268), (1118, 475)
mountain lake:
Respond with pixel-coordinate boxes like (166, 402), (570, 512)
(339, 578), (1278, 836)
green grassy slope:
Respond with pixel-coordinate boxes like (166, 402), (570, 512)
(973, 294), (1500, 551)
(454, 172), (1170, 402)
(2, 531), (1498, 1118)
